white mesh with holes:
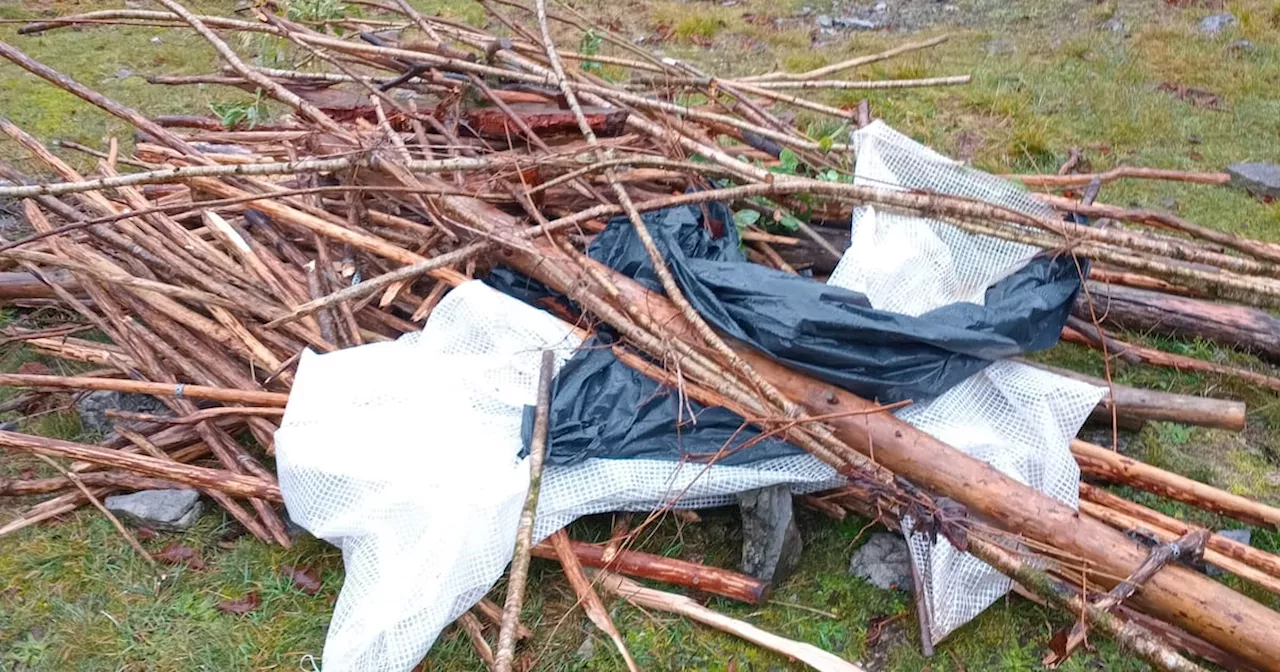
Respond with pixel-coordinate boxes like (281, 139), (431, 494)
(825, 122), (1103, 644)
(277, 281), (842, 671)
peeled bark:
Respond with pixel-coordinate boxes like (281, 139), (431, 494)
(531, 538), (769, 604)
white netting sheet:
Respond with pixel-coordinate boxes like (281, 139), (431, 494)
(825, 122), (1104, 643)
(829, 120), (1057, 315)
(277, 281), (842, 672)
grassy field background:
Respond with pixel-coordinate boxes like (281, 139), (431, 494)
(2, 0), (1280, 669)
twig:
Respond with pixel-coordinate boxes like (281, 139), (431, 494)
(494, 349), (555, 672)
(549, 530), (639, 671)
(33, 455), (157, 567)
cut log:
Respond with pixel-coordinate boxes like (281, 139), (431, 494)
(1071, 439), (1280, 529)
(1021, 362), (1246, 431)
(0, 271), (81, 301)
(1077, 281), (1280, 363)
(531, 538), (769, 605)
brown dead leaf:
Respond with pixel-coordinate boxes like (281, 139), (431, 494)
(135, 526), (158, 541)
(19, 468), (36, 480)
(282, 565), (323, 595)
(16, 362), (51, 376)
(1158, 82), (1225, 110)
(154, 542), (205, 569)
(216, 592), (261, 615)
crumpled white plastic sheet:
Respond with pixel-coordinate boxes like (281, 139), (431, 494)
(274, 121), (1104, 670)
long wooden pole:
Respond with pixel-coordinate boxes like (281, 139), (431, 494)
(0, 372), (289, 406)
(1072, 439), (1280, 529)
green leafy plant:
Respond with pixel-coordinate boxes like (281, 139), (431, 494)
(286, 0), (349, 23)
(4, 633), (50, 667)
(209, 91), (269, 130)
(579, 28), (604, 76)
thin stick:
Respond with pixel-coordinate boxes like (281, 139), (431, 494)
(599, 571), (864, 672)
(33, 454), (157, 567)
(0, 372), (289, 406)
(494, 349), (555, 672)
(744, 34), (951, 82)
(549, 530), (639, 672)
(457, 611), (498, 671)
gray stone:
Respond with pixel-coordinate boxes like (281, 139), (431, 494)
(1218, 528), (1252, 545)
(1227, 162), (1280, 198)
(574, 636), (596, 661)
(848, 533), (912, 591)
(738, 484), (802, 584)
(1204, 529), (1252, 577)
(1104, 18), (1125, 33)
(832, 17), (878, 30)
(1230, 39), (1255, 52)
(1198, 13), (1236, 35)
(76, 390), (171, 436)
(149, 36), (162, 45)
(104, 489), (203, 531)
(873, 2), (887, 12)
(815, 14), (834, 28)
(115, 68), (136, 80)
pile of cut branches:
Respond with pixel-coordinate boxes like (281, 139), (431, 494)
(1, 2), (1279, 671)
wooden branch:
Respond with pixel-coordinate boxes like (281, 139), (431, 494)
(1061, 326), (1280, 394)
(0, 431), (281, 501)
(965, 537), (1207, 672)
(494, 350), (555, 672)
(1045, 530), (1208, 666)
(1077, 281), (1280, 364)
(549, 530), (639, 672)
(1080, 483), (1280, 580)
(0, 372), (289, 406)
(599, 571), (864, 672)
(1009, 167), (1229, 188)
(1020, 362), (1246, 431)
(0, 471), (183, 496)
(33, 454), (157, 568)
(1072, 439), (1280, 529)
(531, 535), (770, 605)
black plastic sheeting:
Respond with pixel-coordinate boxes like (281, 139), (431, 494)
(511, 201), (1084, 466)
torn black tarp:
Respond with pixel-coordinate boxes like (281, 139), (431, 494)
(510, 201), (1083, 466)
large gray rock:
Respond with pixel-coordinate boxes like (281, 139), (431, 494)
(76, 390), (170, 435)
(1198, 13), (1236, 35)
(849, 533), (912, 591)
(738, 485), (802, 584)
(1227, 162), (1280, 198)
(104, 489), (203, 531)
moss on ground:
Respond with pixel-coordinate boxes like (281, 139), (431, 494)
(3, 0), (1280, 670)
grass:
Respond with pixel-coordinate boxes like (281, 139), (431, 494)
(2, 0), (1280, 669)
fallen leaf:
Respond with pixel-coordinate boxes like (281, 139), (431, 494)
(19, 468), (36, 480)
(16, 362), (51, 376)
(283, 565), (322, 595)
(135, 526), (158, 541)
(1158, 82), (1225, 110)
(216, 592), (261, 615)
(154, 542), (205, 569)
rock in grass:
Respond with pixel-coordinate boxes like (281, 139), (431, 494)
(1227, 163), (1280, 198)
(738, 484), (803, 583)
(76, 390), (170, 435)
(1198, 13), (1236, 35)
(849, 533), (912, 591)
(104, 489), (203, 531)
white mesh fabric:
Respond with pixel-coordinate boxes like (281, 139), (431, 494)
(829, 121), (1056, 315)
(825, 122), (1104, 643)
(277, 281), (842, 672)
